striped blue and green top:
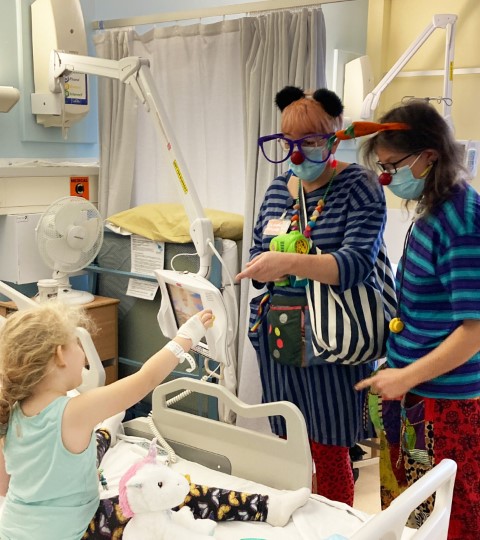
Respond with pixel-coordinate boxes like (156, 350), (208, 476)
(387, 182), (480, 399)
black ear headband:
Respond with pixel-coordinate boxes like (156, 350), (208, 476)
(275, 86), (344, 118)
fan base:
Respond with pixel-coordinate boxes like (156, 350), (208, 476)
(57, 288), (95, 306)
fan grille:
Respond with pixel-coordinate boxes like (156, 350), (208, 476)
(36, 196), (104, 273)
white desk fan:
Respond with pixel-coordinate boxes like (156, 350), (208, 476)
(35, 196), (104, 306)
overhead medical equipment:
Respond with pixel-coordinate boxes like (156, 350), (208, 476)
(35, 196), (104, 305)
(0, 87), (20, 113)
(30, 0), (89, 131)
(38, 7), (237, 375)
(46, 53), (215, 278)
(0, 280), (105, 392)
(155, 270), (230, 366)
(361, 14), (457, 130)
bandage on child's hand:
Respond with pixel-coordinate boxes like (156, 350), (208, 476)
(176, 309), (214, 348)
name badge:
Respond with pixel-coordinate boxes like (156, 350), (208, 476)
(264, 218), (291, 236)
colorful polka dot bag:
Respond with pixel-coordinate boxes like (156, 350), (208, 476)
(266, 295), (308, 367)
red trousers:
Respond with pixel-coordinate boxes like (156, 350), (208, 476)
(310, 440), (354, 506)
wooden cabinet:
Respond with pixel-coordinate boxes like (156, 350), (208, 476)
(0, 295), (120, 385)
(82, 296), (120, 385)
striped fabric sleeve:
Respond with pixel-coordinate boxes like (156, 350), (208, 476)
(331, 177), (387, 292)
(437, 233), (480, 321)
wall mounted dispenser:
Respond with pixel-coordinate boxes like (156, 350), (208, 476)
(30, 0), (89, 131)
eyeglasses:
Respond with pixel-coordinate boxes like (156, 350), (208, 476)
(401, 95), (453, 107)
(375, 152), (420, 175)
(258, 133), (334, 164)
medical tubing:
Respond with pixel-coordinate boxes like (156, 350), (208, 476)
(166, 362), (221, 405)
(146, 413), (177, 463)
(147, 363), (222, 462)
(204, 358), (223, 380)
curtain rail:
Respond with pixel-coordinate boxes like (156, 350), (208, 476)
(92, 0), (352, 30)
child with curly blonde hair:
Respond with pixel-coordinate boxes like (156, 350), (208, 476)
(0, 302), (309, 540)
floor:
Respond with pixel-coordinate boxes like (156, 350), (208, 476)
(353, 439), (381, 514)
(352, 450), (382, 515)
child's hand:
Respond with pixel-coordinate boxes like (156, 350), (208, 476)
(198, 309), (215, 330)
(176, 309), (214, 348)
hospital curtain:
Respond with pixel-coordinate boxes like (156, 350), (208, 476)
(92, 8), (326, 427)
(124, 23), (245, 421)
(93, 30), (138, 218)
(129, 22), (245, 215)
(236, 8), (326, 432)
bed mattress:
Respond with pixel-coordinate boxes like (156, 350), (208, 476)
(99, 440), (417, 540)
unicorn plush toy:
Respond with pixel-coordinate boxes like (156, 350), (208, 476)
(118, 439), (217, 540)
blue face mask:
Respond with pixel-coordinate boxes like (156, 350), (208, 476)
(387, 160), (425, 200)
(288, 147), (328, 182)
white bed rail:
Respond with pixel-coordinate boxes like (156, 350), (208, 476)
(123, 377), (312, 491)
(350, 458), (457, 540)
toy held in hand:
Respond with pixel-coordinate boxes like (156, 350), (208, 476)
(269, 231), (309, 287)
(119, 438), (217, 539)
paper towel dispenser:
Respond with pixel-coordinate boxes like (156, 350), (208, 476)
(30, 0), (89, 130)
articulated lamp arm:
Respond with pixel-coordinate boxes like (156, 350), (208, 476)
(50, 52), (214, 278)
(361, 14), (457, 128)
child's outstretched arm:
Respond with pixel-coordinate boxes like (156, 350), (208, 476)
(62, 309), (214, 453)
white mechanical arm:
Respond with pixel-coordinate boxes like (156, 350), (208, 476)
(361, 14), (457, 128)
(48, 51), (238, 378)
(50, 52), (215, 278)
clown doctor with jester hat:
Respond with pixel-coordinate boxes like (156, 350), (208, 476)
(356, 99), (480, 540)
(236, 85), (396, 505)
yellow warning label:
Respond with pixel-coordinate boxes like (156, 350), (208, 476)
(173, 160), (188, 194)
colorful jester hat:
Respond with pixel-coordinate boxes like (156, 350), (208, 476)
(334, 121), (411, 140)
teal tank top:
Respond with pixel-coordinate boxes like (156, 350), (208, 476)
(0, 396), (99, 540)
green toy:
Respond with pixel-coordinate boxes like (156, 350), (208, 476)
(269, 231), (310, 287)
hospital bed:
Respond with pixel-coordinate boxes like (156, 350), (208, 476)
(114, 377), (457, 540)
(0, 284), (456, 539)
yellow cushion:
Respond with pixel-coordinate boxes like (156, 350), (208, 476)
(106, 203), (243, 243)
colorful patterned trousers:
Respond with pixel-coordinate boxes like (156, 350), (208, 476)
(310, 440), (354, 506)
(372, 393), (480, 540)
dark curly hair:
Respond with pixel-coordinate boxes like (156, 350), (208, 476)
(361, 100), (466, 215)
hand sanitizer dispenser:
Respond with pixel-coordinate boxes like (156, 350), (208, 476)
(30, 0), (89, 129)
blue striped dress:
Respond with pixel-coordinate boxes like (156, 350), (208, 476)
(387, 182), (480, 399)
(248, 164), (393, 446)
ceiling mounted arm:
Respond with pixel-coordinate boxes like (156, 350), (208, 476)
(50, 52), (214, 278)
(361, 14), (457, 129)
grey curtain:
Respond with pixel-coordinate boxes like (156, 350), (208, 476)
(94, 30), (137, 218)
(236, 7), (327, 430)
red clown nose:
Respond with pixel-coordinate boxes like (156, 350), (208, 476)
(378, 172), (392, 186)
(290, 151), (304, 165)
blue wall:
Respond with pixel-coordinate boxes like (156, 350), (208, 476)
(0, 0), (367, 160)
(0, 0), (98, 159)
